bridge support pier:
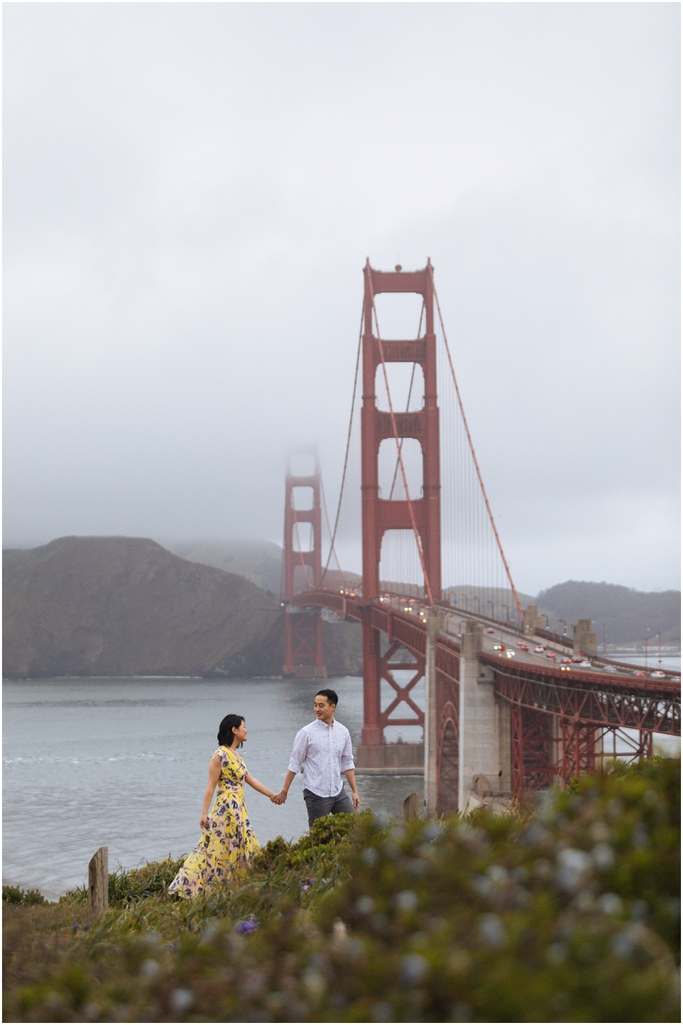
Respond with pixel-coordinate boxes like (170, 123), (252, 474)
(458, 621), (511, 810)
(424, 606), (446, 816)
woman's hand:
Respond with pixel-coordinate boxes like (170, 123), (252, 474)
(200, 815), (211, 831)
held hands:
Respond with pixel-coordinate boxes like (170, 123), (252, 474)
(270, 790), (288, 805)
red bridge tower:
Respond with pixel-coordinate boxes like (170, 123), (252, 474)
(282, 448), (327, 678)
(358, 260), (441, 764)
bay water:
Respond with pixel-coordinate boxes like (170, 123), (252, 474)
(2, 676), (423, 899)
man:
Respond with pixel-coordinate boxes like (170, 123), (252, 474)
(274, 688), (360, 826)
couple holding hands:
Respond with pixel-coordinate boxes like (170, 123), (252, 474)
(169, 688), (360, 899)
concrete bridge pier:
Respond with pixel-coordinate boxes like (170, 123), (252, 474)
(458, 621), (511, 811)
(423, 605), (446, 817)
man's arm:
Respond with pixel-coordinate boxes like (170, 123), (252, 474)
(344, 768), (361, 810)
(339, 729), (359, 809)
(273, 728), (308, 804)
(273, 770), (296, 805)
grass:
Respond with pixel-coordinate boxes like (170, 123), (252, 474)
(3, 759), (680, 1022)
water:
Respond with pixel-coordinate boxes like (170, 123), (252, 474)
(610, 653), (681, 672)
(2, 677), (422, 899)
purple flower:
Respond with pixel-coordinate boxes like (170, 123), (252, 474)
(235, 914), (259, 934)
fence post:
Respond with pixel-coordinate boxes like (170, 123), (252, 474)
(403, 791), (420, 821)
(88, 846), (109, 918)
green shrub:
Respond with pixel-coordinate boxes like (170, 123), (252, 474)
(4, 760), (679, 1022)
(3, 885), (47, 906)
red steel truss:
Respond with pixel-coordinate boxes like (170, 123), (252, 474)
(282, 450), (326, 678)
(360, 260), (442, 746)
(488, 656), (680, 791)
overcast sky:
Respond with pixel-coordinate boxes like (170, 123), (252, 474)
(3, 3), (680, 595)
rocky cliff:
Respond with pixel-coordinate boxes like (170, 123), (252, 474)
(3, 536), (358, 679)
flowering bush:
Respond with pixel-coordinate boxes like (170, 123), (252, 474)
(4, 758), (679, 1022)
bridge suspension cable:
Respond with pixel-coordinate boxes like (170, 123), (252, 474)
(320, 302), (363, 587)
(320, 474), (349, 588)
(431, 268), (524, 621)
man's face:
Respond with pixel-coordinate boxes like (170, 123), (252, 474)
(314, 695), (335, 723)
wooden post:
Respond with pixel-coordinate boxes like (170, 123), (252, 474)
(403, 792), (420, 821)
(88, 846), (109, 918)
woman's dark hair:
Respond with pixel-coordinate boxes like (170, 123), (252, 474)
(316, 688), (339, 707)
(218, 714), (245, 748)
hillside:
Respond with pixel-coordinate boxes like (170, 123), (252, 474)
(536, 580), (681, 645)
(2, 537), (357, 679)
(166, 539), (361, 597)
(167, 539), (283, 596)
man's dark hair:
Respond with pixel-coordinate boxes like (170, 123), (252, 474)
(316, 688), (338, 707)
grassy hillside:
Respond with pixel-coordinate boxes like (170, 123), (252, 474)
(3, 758), (679, 1022)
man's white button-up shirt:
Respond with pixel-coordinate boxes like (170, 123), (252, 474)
(287, 718), (355, 797)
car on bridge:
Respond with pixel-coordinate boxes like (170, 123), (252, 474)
(651, 671), (667, 678)
(546, 651), (557, 660)
(561, 657), (571, 664)
(578, 661), (593, 668)
(534, 645), (545, 653)
(571, 655), (584, 663)
(486, 627), (496, 634)
(518, 642), (530, 651)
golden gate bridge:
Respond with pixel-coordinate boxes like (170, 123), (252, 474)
(280, 260), (680, 814)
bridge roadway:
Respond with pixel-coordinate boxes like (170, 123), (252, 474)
(288, 587), (681, 738)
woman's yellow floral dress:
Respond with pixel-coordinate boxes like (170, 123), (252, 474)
(169, 746), (260, 898)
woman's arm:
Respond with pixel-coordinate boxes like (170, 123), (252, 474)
(245, 773), (276, 800)
(199, 756), (222, 830)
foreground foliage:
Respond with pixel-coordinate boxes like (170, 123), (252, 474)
(3, 758), (680, 1022)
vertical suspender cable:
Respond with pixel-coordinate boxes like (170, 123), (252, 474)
(321, 304), (364, 587)
(431, 270), (524, 621)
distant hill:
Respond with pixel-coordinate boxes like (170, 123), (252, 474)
(2, 537), (357, 679)
(167, 539), (283, 596)
(442, 585), (535, 615)
(535, 581), (680, 645)
(167, 539), (361, 596)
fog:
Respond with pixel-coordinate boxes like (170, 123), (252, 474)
(3, 4), (680, 595)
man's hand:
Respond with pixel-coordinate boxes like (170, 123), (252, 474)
(271, 790), (288, 805)
(352, 791), (360, 810)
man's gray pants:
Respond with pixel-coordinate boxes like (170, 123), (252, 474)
(303, 787), (354, 827)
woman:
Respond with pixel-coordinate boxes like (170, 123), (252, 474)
(169, 714), (276, 898)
